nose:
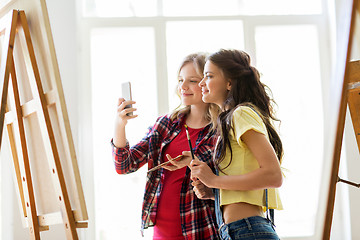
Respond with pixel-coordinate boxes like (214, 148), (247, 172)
(199, 77), (205, 87)
(180, 79), (189, 90)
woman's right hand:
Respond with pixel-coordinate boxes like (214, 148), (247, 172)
(113, 98), (137, 148)
(116, 97), (137, 126)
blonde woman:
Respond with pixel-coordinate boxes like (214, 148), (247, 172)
(112, 53), (220, 239)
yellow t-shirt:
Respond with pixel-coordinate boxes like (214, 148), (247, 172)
(219, 106), (283, 210)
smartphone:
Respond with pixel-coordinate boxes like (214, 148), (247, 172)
(121, 82), (133, 116)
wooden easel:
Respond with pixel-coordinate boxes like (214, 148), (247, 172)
(0, 10), (86, 239)
(323, 0), (360, 238)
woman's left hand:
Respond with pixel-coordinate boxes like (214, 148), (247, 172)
(189, 158), (217, 188)
(192, 179), (215, 200)
(162, 154), (192, 171)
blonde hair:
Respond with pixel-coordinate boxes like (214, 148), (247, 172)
(170, 53), (220, 131)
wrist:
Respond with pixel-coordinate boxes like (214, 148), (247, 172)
(208, 175), (219, 189)
(117, 118), (127, 127)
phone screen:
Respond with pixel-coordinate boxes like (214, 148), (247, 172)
(121, 82), (133, 116)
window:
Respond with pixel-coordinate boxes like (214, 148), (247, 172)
(83, 0), (322, 17)
(162, 0), (322, 16)
(255, 25), (323, 237)
(79, 1), (332, 239)
(83, 0), (158, 17)
(90, 27), (157, 239)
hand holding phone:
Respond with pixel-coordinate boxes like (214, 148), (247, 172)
(121, 82), (133, 116)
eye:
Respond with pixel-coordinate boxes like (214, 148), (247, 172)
(190, 77), (202, 83)
(178, 79), (184, 83)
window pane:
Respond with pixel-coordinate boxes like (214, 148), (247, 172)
(83, 0), (321, 17)
(166, 20), (244, 110)
(163, 0), (321, 16)
(84, 0), (157, 17)
(255, 25), (323, 237)
(239, 0), (322, 15)
(91, 27), (157, 239)
(163, 0), (243, 16)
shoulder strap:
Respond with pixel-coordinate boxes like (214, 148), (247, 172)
(265, 189), (275, 227)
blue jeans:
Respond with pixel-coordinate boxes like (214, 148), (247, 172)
(214, 189), (280, 240)
(218, 216), (279, 240)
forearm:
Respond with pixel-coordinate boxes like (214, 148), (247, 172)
(112, 124), (156, 174)
(113, 121), (127, 148)
(211, 167), (283, 191)
(112, 142), (148, 174)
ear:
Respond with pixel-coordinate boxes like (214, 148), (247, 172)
(226, 80), (232, 91)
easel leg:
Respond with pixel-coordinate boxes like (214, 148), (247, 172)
(1, 9), (83, 239)
(0, 10), (41, 240)
(17, 10), (78, 239)
(10, 53), (41, 240)
(0, 10), (18, 147)
(323, 0), (359, 239)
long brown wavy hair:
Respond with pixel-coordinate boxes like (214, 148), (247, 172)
(170, 52), (220, 131)
(208, 49), (283, 172)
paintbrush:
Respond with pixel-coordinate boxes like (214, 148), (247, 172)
(184, 124), (195, 160)
(147, 154), (184, 173)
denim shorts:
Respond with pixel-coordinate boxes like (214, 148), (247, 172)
(218, 216), (280, 240)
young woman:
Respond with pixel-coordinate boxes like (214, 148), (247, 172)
(188, 49), (283, 240)
(111, 53), (220, 239)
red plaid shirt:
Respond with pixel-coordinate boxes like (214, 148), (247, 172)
(111, 114), (219, 239)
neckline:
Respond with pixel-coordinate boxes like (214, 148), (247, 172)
(183, 124), (205, 131)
